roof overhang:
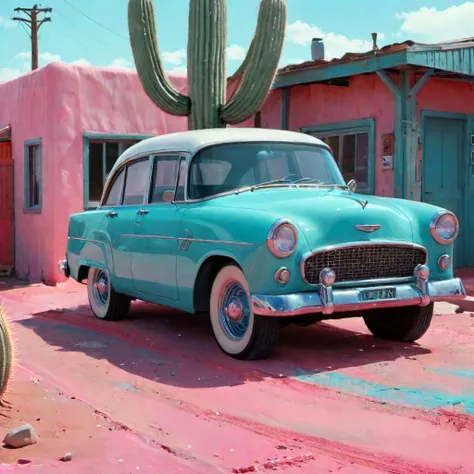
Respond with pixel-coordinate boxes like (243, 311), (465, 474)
(0, 124), (11, 142)
(274, 45), (474, 89)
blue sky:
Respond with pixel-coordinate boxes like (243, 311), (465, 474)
(0, 0), (472, 82)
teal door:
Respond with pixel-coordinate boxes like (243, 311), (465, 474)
(130, 154), (185, 299)
(422, 116), (466, 267)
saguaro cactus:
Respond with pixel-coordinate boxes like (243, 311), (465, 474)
(0, 304), (13, 406)
(128, 0), (286, 130)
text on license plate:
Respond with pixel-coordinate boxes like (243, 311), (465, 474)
(360, 287), (397, 302)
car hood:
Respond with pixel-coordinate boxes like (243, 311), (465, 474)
(211, 187), (414, 248)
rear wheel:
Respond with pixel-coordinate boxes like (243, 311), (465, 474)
(87, 267), (131, 321)
(209, 265), (280, 360)
(363, 303), (434, 342)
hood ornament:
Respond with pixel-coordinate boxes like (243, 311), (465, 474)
(355, 224), (381, 233)
(358, 199), (368, 209)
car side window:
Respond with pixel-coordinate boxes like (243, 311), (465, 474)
(123, 159), (150, 205)
(104, 168), (125, 206)
(152, 155), (181, 203)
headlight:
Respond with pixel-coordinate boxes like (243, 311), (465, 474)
(429, 211), (459, 244)
(267, 219), (298, 258)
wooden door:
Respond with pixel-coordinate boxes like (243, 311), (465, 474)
(0, 142), (13, 276)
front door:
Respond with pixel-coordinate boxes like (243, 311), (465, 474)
(0, 142), (13, 276)
(131, 154), (185, 299)
(422, 116), (466, 267)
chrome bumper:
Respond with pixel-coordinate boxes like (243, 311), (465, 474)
(251, 277), (466, 317)
(57, 258), (70, 278)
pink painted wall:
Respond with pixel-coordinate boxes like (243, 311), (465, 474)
(417, 77), (474, 115)
(0, 62), (187, 284)
(259, 75), (396, 197)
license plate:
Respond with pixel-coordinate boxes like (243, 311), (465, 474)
(360, 287), (396, 302)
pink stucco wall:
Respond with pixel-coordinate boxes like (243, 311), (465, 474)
(417, 77), (474, 115)
(0, 63), (187, 284)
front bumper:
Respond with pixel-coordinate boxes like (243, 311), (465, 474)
(251, 277), (466, 317)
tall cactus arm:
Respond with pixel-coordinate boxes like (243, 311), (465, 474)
(128, 0), (190, 116)
(226, 38), (254, 102)
(221, 0), (286, 124)
(0, 304), (13, 405)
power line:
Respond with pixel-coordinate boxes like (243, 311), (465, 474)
(12, 4), (52, 71)
(60, 0), (128, 41)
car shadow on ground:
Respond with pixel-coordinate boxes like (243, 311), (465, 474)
(19, 300), (432, 390)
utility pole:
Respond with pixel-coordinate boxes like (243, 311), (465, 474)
(13, 5), (52, 71)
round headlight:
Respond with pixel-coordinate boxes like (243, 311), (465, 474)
(430, 211), (459, 244)
(267, 220), (298, 258)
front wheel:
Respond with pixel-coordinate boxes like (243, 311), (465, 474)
(209, 265), (280, 360)
(87, 267), (131, 321)
(363, 303), (434, 342)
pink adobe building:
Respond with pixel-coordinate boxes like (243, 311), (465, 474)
(1, 37), (474, 284)
(0, 63), (187, 284)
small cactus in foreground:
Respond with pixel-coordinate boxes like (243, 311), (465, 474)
(0, 303), (13, 406)
(128, 0), (286, 130)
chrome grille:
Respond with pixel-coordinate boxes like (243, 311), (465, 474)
(303, 244), (427, 285)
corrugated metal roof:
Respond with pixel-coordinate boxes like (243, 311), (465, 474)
(278, 36), (474, 75)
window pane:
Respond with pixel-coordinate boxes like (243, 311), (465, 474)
(123, 159), (150, 205)
(258, 151), (290, 181)
(294, 150), (335, 183)
(355, 133), (369, 191)
(152, 156), (180, 203)
(323, 136), (340, 162)
(341, 134), (356, 182)
(105, 143), (119, 174)
(89, 143), (103, 202)
(104, 168), (125, 206)
(28, 145), (40, 207)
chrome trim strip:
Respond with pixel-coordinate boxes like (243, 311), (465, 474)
(251, 277), (466, 317)
(69, 237), (103, 245)
(117, 234), (253, 247)
(429, 210), (459, 245)
(300, 241), (428, 286)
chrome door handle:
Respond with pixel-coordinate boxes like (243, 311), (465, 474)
(137, 209), (149, 215)
(106, 211), (118, 218)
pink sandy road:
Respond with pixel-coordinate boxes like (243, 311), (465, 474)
(0, 280), (473, 473)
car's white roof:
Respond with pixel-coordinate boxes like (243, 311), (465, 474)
(113, 127), (327, 171)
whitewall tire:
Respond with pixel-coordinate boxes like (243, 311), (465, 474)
(209, 265), (280, 360)
(87, 267), (131, 321)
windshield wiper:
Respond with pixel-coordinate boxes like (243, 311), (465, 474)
(234, 178), (291, 195)
(292, 177), (322, 184)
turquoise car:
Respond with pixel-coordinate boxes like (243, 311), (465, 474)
(58, 128), (466, 360)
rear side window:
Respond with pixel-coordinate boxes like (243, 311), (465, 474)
(104, 168), (125, 206)
(123, 159), (150, 205)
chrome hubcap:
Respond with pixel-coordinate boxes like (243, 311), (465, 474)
(92, 270), (109, 306)
(219, 281), (250, 340)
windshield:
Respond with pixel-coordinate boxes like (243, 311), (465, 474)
(188, 141), (346, 200)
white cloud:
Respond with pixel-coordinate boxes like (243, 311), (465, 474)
(0, 16), (16, 29)
(286, 20), (384, 59)
(109, 57), (134, 69)
(162, 49), (186, 65)
(169, 66), (187, 76)
(15, 51), (61, 63)
(227, 44), (246, 61)
(396, 2), (474, 42)
(70, 58), (91, 66)
(0, 68), (22, 82)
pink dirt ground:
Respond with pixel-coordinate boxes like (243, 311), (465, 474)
(0, 279), (473, 473)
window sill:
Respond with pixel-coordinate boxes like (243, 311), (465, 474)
(23, 206), (42, 214)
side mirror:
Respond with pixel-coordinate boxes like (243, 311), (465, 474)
(347, 179), (357, 193)
(162, 190), (175, 203)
